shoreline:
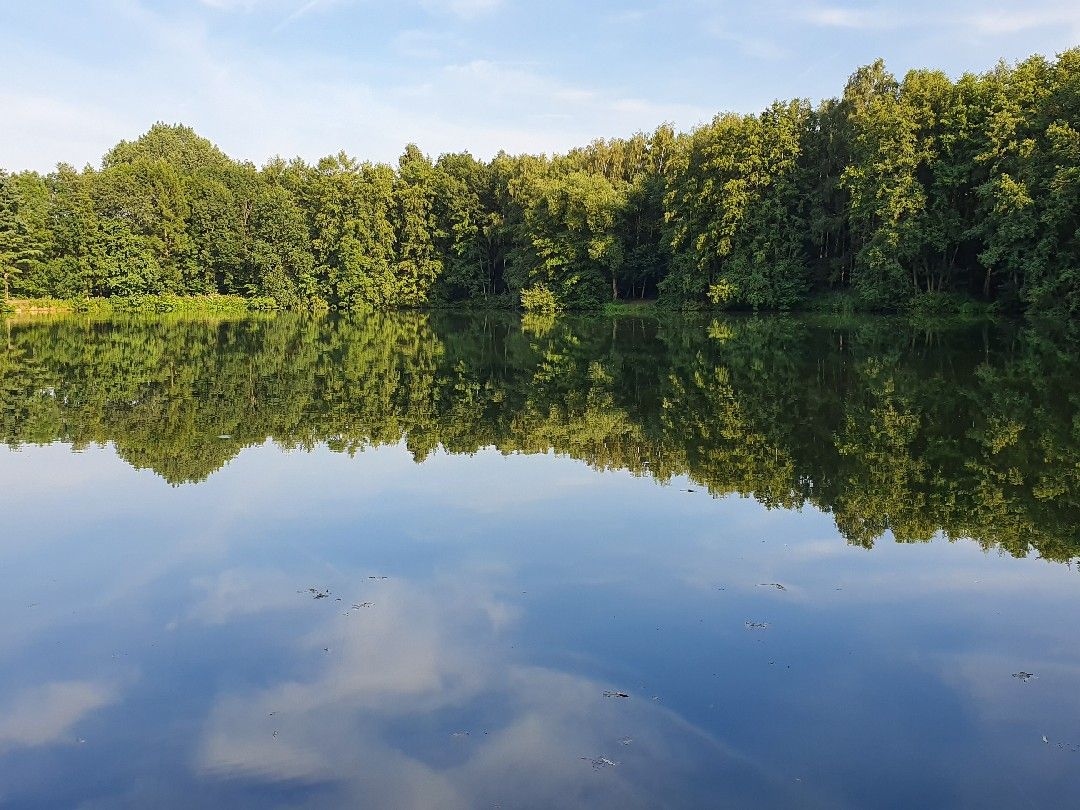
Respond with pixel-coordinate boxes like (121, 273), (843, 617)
(3, 293), (1001, 324)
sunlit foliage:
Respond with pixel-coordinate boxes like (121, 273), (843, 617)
(2, 50), (1079, 315)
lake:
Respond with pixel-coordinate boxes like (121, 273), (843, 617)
(1, 312), (1078, 809)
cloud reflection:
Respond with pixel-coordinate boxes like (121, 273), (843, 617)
(0, 680), (119, 750)
(194, 573), (794, 808)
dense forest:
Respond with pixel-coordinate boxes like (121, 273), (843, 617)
(1, 50), (1079, 315)
(2, 312), (1078, 563)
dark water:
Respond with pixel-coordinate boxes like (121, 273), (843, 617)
(1, 312), (1079, 809)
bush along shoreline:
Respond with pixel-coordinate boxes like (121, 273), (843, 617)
(2, 50), (1079, 319)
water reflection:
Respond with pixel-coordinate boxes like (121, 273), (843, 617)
(2, 314), (1080, 808)
(193, 573), (781, 808)
(0, 681), (119, 751)
(2, 312), (1078, 562)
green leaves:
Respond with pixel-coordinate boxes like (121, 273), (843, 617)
(516, 170), (624, 309)
(664, 101), (813, 310)
(0, 171), (52, 298)
(3, 48), (1080, 317)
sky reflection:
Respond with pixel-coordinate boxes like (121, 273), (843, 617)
(1, 440), (1078, 808)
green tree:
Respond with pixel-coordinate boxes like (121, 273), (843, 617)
(0, 171), (52, 299)
(393, 144), (444, 307)
(841, 60), (924, 310)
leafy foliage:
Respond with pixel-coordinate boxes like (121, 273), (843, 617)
(2, 49), (1080, 315)
(520, 285), (560, 314)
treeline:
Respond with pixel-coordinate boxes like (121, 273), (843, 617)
(2, 50), (1079, 314)
(2, 313), (1078, 562)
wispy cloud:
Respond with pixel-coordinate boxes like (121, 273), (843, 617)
(1, 1), (708, 171)
(198, 0), (265, 9)
(608, 8), (650, 24)
(800, 6), (902, 30)
(1, 0), (1077, 172)
(420, 0), (503, 18)
(394, 29), (456, 60)
(271, 0), (343, 31)
(802, 2), (1080, 37)
(964, 7), (1080, 35)
(706, 15), (789, 60)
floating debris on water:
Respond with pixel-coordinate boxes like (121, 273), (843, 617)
(368, 576), (389, 580)
(451, 731), (470, 738)
(619, 737), (633, 746)
(745, 621), (770, 630)
(758, 583), (786, 591)
(307, 588), (330, 600)
(1013, 671), (1036, 683)
(603, 691), (630, 699)
(581, 756), (619, 770)
(1041, 734), (1080, 752)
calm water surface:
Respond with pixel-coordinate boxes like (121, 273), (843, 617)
(1, 312), (1079, 809)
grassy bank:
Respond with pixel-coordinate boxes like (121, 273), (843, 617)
(3, 294), (279, 317)
(602, 299), (659, 316)
(2, 290), (1004, 327)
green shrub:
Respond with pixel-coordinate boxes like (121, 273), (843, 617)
(246, 297), (281, 312)
(907, 292), (997, 324)
(520, 285), (560, 314)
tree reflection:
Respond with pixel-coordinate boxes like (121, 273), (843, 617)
(2, 312), (1078, 563)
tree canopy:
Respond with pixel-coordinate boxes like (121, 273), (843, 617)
(2, 50), (1080, 316)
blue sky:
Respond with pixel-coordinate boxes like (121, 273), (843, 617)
(2, 0), (1078, 171)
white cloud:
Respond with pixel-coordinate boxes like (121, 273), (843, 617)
(198, 0), (264, 9)
(272, 0), (341, 30)
(801, 6), (900, 30)
(609, 9), (649, 24)
(2, 0), (1077, 173)
(802, 2), (1080, 38)
(394, 29), (456, 60)
(198, 0), (330, 12)
(204, 0), (503, 20)
(705, 15), (789, 60)
(0, 2), (714, 172)
(421, 0), (503, 18)
(964, 7), (1080, 35)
